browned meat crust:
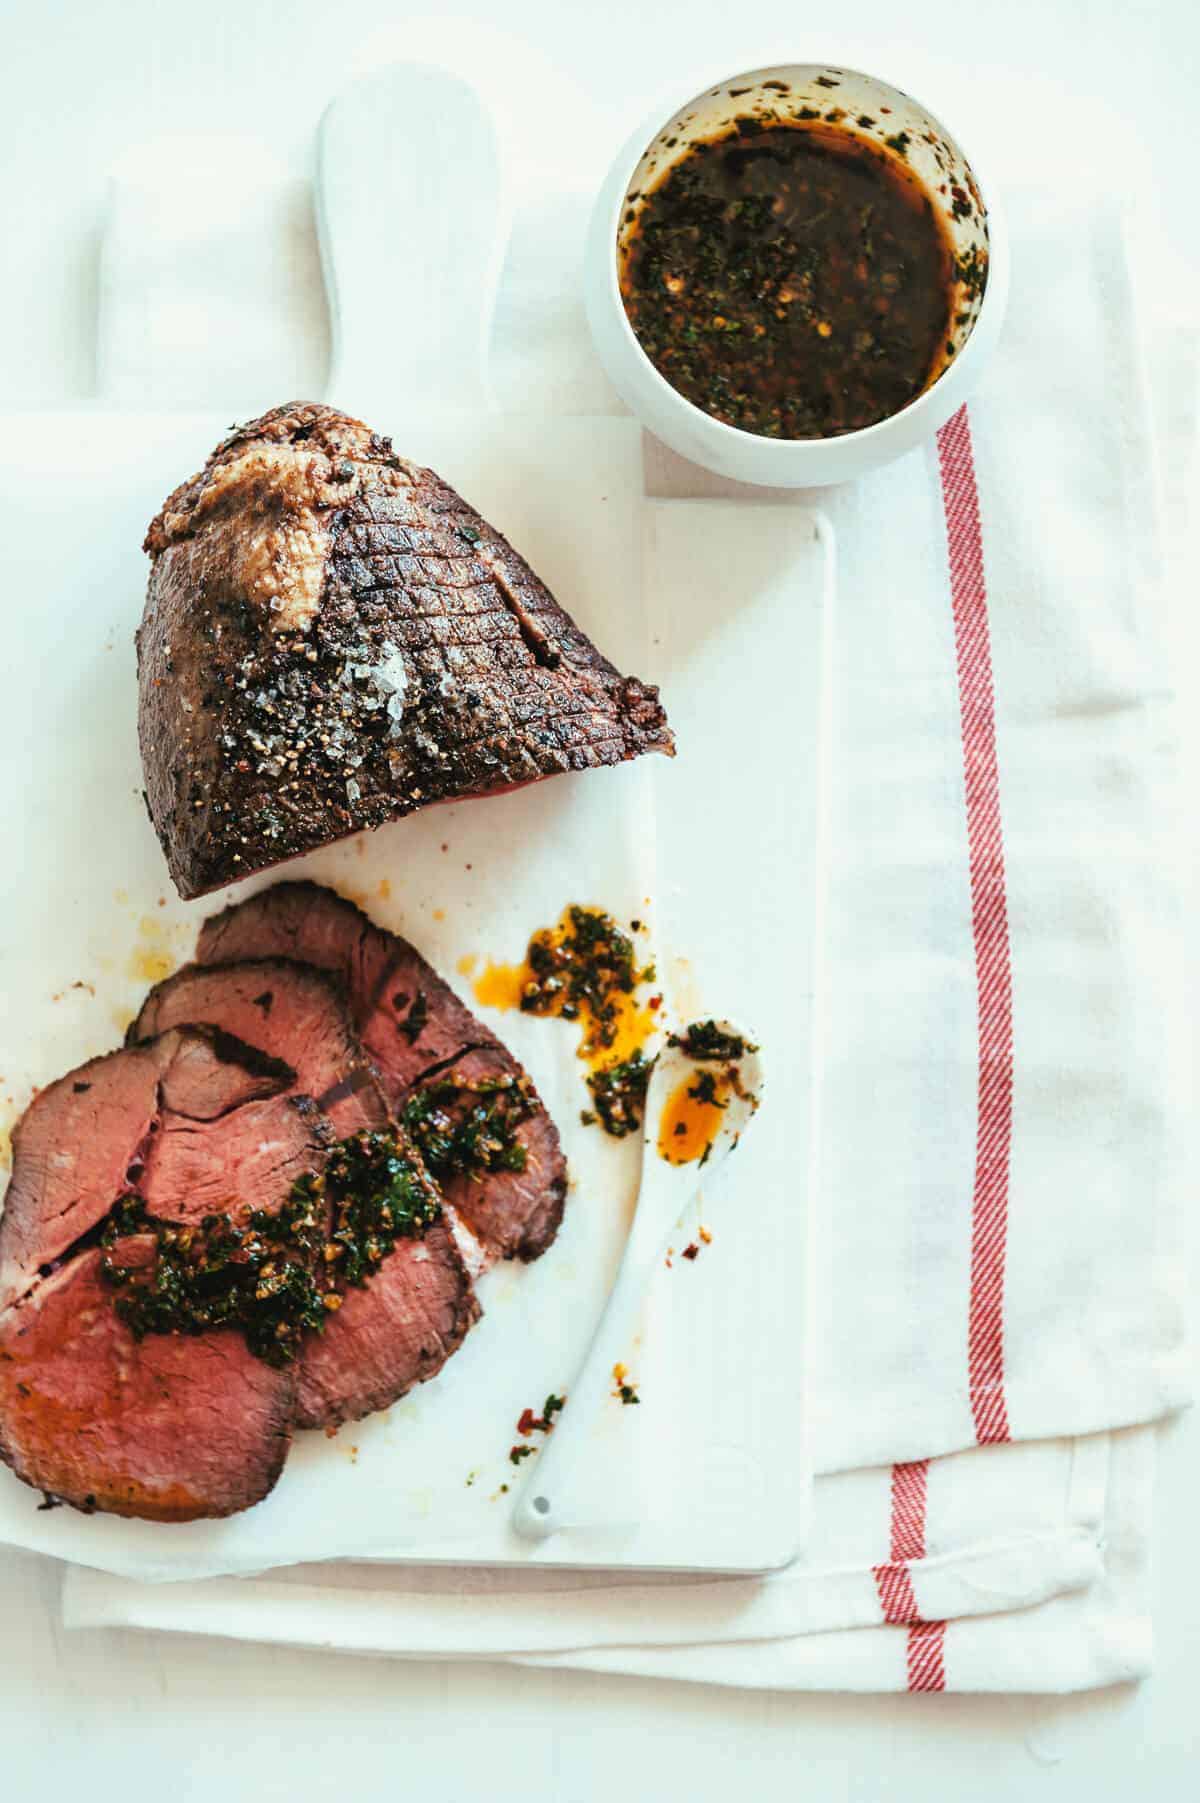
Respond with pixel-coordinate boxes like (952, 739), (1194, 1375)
(138, 401), (673, 898)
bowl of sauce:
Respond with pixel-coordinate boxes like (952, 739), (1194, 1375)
(585, 64), (1007, 486)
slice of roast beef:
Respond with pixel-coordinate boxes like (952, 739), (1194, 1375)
(0, 1025), (294, 1314)
(131, 957), (387, 1137)
(138, 1092), (330, 1229)
(138, 401), (674, 899)
(411, 1049), (567, 1263)
(196, 880), (499, 1099)
(127, 939), (486, 1427)
(195, 881), (567, 1261)
(294, 1220), (479, 1431)
(0, 1248), (295, 1520)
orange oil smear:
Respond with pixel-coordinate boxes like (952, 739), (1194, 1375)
(471, 957), (527, 1013)
(657, 1071), (733, 1166)
(471, 908), (657, 1071)
(126, 916), (174, 985)
(595, 993), (656, 1072)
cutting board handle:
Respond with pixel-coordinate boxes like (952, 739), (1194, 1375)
(317, 62), (511, 422)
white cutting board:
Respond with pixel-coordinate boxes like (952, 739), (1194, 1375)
(0, 62), (827, 1579)
(0, 405), (827, 1578)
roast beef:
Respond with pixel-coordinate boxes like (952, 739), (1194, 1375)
(0, 1026), (326, 1519)
(294, 1220), (478, 1431)
(0, 1025), (295, 1314)
(195, 881), (566, 1260)
(131, 957), (387, 1137)
(0, 1249), (295, 1521)
(128, 939), (485, 1429)
(196, 881), (499, 1098)
(138, 402), (674, 899)
(412, 1049), (567, 1263)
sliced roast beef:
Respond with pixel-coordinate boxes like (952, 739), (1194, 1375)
(194, 881), (567, 1262)
(0, 1248), (295, 1520)
(413, 1049), (567, 1262)
(0, 1025), (294, 1314)
(197, 880), (499, 1100)
(138, 1092), (330, 1229)
(197, 879), (396, 1012)
(131, 957), (386, 1137)
(138, 401), (673, 899)
(0, 1026), (323, 1519)
(294, 1220), (479, 1430)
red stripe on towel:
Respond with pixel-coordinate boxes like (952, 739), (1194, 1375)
(873, 1461), (928, 1624)
(907, 1619), (948, 1692)
(883, 406), (1012, 1695)
(938, 402), (1014, 1449)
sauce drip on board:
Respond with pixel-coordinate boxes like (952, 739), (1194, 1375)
(470, 908), (659, 1135)
(620, 120), (958, 439)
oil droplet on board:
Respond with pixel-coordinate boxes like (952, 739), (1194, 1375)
(126, 916), (173, 985)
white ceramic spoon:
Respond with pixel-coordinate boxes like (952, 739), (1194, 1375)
(316, 61), (512, 421)
(511, 1023), (763, 1542)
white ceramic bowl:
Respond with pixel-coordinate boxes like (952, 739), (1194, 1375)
(585, 62), (1008, 487)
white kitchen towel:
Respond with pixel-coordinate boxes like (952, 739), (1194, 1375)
(60, 32), (1193, 1691)
(63, 1425), (1154, 1693)
(63, 1430), (1110, 1653)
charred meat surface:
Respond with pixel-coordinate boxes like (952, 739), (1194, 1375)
(138, 402), (674, 899)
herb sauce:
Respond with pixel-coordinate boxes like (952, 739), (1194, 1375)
(471, 907), (659, 1136)
(519, 906), (655, 1060)
(402, 1073), (532, 1179)
(620, 120), (957, 438)
(99, 1127), (441, 1367)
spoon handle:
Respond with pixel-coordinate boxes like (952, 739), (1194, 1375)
(511, 1225), (658, 1541)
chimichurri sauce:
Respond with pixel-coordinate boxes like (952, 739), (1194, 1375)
(98, 1127), (444, 1368)
(620, 121), (956, 439)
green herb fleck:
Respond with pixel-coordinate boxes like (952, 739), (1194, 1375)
(586, 1050), (652, 1138)
(403, 1073), (531, 1180)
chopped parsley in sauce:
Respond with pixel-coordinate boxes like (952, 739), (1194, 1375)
(668, 1021), (757, 1062)
(99, 1127), (440, 1367)
(585, 1050), (652, 1138)
(402, 1073), (532, 1179)
(520, 906), (654, 1059)
(620, 120), (959, 439)
(473, 906), (658, 1136)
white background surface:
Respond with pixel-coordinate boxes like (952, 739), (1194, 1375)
(1, 0), (1197, 1796)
